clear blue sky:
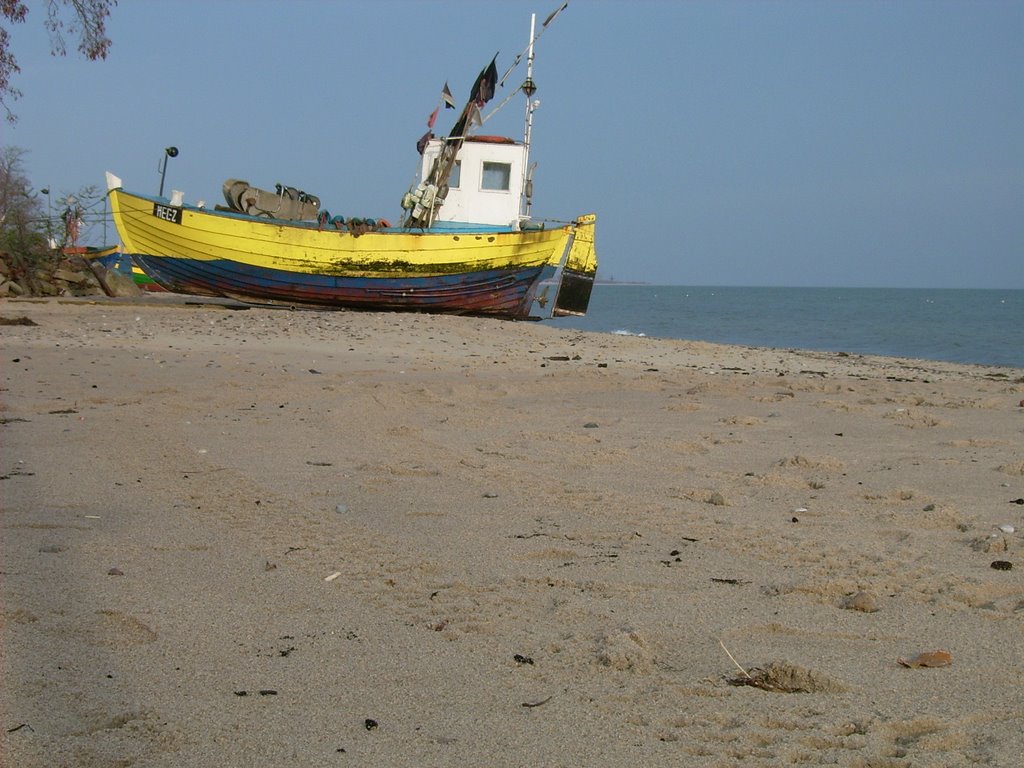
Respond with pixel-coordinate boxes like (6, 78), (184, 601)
(6, 0), (1022, 288)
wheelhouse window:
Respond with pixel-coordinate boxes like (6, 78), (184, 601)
(481, 161), (511, 191)
(449, 160), (461, 189)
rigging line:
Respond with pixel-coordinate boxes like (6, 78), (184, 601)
(76, 196), (109, 212)
(481, 83), (524, 124)
(497, 0), (569, 87)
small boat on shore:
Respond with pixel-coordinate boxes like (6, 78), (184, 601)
(106, 6), (596, 320)
(84, 248), (165, 292)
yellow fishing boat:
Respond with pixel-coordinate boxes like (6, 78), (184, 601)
(107, 5), (596, 319)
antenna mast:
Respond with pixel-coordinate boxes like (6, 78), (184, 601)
(521, 13), (539, 220)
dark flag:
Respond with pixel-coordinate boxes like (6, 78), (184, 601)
(416, 130), (434, 155)
(543, 1), (568, 29)
(442, 81), (456, 109)
(469, 55), (499, 106)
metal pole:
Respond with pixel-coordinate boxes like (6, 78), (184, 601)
(521, 14), (537, 220)
(159, 154), (168, 197)
(41, 187), (52, 247)
(159, 146), (178, 197)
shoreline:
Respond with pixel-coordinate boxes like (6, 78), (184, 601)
(9, 293), (1023, 375)
(2, 299), (1022, 766)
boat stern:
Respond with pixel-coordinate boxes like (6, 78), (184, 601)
(553, 214), (598, 317)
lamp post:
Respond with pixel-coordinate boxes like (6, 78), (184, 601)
(158, 146), (179, 198)
(40, 187), (53, 248)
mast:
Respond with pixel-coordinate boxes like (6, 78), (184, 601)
(520, 14), (539, 221)
(518, 1), (568, 220)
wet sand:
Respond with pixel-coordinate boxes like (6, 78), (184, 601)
(2, 298), (1022, 767)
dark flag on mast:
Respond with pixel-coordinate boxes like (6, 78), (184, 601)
(416, 129), (433, 155)
(451, 54), (499, 138)
(543, 1), (568, 29)
(469, 55), (499, 106)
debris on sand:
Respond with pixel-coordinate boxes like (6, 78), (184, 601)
(897, 649), (953, 668)
(727, 660), (848, 693)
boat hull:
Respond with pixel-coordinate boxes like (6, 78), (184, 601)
(131, 253), (553, 314)
(109, 187), (595, 319)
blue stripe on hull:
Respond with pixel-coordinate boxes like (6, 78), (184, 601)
(131, 254), (554, 318)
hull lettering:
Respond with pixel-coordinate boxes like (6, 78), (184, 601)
(152, 203), (183, 224)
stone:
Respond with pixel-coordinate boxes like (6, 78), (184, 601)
(52, 268), (88, 283)
(841, 590), (880, 613)
(100, 267), (143, 297)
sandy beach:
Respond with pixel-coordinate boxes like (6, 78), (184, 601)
(2, 297), (1022, 767)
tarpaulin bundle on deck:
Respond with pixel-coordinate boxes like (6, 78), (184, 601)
(221, 179), (321, 221)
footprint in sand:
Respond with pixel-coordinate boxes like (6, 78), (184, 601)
(78, 610), (158, 647)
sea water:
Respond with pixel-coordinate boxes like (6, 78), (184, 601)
(549, 286), (1023, 368)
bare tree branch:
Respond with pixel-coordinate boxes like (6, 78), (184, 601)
(1, 0), (115, 122)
